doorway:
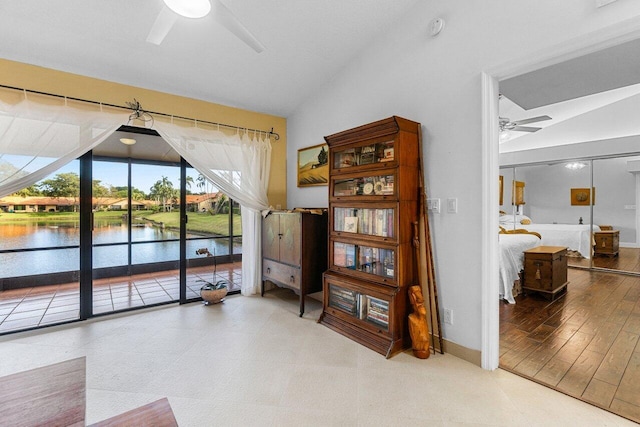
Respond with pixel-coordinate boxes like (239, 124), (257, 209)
(482, 15), (640, 426)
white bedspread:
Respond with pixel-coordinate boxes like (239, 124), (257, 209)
(499, 233), (540, 304)
(518, 223), (600, 259)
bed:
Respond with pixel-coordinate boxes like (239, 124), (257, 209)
(499, 232), (541, 304)
(500, 215), (600, 259)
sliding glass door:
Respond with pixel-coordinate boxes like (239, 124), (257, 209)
(0, 160), (81, 332)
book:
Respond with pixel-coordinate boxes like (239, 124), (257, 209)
(344, 216), (358, 233)
(380, 147), (394, 162)
(333, 242), (347, 266)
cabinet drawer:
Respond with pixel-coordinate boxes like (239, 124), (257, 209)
(263, 259), (301, 291)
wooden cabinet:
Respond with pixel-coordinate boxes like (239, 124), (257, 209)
(523, 246), (568, 300)
(262, 210), (328, 316)
(319, 116), (420, 358)
(594, 230), (619, 256)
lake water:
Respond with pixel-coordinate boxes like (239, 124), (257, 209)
(0, 221), (240, 278)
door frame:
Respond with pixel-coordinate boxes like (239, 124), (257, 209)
(480, 17), (640, 370)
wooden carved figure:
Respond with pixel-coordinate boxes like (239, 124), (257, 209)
(408, 285), (430, 359)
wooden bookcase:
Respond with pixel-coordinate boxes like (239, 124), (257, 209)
(318, 116), (420, 358)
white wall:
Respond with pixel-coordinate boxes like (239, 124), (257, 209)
(286, 1), (640, 353)
(516, 159), (637, 243)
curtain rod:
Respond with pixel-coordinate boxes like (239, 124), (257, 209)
(0, 83), (280, 141)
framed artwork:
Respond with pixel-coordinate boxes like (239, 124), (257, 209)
(512, 180), (525, 206)
(571, 187), (595, 205)
(297, 143), (329, 187)
(499, 175), (504, 206)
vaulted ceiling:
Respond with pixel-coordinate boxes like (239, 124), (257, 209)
(499, 37), (640, 153)
(0, 0), (418, 117)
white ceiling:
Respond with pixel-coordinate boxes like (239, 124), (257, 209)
(0, 0), (418, 117)
(498, 37), (640, 153)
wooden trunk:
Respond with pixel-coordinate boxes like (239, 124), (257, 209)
(594, 230), (619, 257)
(523, 246), (568, 300)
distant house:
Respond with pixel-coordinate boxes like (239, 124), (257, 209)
(186, 193), (219, 212)
(0, 196), (77, 213)
(94, 198), (155, 211)
(0, 195), (213, 213)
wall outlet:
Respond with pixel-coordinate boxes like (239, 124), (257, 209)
(444, 308), (453, 325)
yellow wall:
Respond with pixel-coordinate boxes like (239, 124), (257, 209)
(0, 59), (287, 208)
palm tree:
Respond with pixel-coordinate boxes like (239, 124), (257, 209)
(196, 174), (208, 195)
(149, 176), (175, 212)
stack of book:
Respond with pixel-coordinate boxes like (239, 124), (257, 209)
(363, 296), (389, 327)
(329, 285), (358, 314)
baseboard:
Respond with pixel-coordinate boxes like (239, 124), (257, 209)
(435, 337), (482, 367)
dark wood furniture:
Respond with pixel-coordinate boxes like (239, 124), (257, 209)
(594, 229), (619, 257)
(0, 357), (86, 427)
(318, 116), (421, 358)
(89, 398), (177, 427)
(523, 245), (568, 300)
(262, 209), (328, 316)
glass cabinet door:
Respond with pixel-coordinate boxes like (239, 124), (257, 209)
(332, 139), (394, 170)
(332, 173), (395, 198)
(331, 241), (395, 280)
(327, 283), (390, 331)
(333, 206), (394, 238)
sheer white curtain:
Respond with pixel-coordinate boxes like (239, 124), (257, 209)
(0, 91), (127, 198)
(155, 120), (272, 295)
(0, 89), (272, 296)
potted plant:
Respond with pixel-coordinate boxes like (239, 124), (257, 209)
(195, 247), (229, 304)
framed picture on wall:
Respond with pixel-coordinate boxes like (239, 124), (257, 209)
(297, 143), (329, 187)
(571, 187), (595, 205)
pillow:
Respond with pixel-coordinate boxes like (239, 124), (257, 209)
(499, 214), (531, 225)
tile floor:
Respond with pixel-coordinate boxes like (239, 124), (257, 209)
(0, 263), (242, 333)
(0, 288), (636, 426)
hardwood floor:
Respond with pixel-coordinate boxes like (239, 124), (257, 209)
(569, 247), (640, 272)
(500, 266), (640, 423)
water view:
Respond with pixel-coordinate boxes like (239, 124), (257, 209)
(0, 219), (241, 278)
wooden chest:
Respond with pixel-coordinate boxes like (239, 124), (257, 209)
(523, 246), (568, 300)
(594, 230), (619, 257)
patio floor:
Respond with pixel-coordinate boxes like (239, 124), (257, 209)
(0, 262), (242, 333)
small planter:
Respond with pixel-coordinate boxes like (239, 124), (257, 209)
(196, 247), (229, 305)
(200, 281), (228, 304)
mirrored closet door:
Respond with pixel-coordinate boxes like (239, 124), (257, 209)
(501, 154), (640, 275)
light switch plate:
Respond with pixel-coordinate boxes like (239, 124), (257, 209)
(427, 198), (440, 214)
(447, 198), (457, 213)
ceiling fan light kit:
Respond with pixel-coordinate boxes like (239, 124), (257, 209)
(148, 0), (265, 53)
(498, 115), (552, 133)
(163, 0), (211, 18)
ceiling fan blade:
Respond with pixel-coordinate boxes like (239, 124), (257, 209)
(511, 126), (541, 133)
(211, 0), (265, 53)
(146, 6), (178, 45)
(511, 115), (552, 126)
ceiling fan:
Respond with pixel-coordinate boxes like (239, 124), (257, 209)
(499, 115), (552, 133)
(146, 0), (265, 53)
